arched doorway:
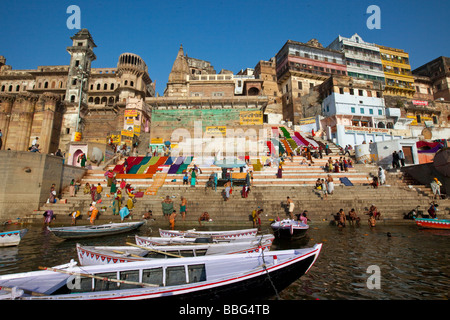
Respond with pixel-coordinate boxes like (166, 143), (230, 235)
(72, 149), (84, 166)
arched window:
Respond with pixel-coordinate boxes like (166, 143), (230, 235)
(104, 83), (108, 90)
(248, 87), (260, 96)
(378, 122), (386, 128)
(130, 81), (134, 87)
(44, 82), (49, 89)
(1, 85), (5, 92)
(101, 97), (107, 104)
(108, 97), (114, 104)
(124, 80), (128, 86)
(94, 97), (100, 104)
(16, 85), (20, 92)
(70, 95), (76, 102)
(88, 97), (94, 103)
(59, 81), (63, 88)
(386, 122), (394, 129)
(8, 85), (12, 92)
(51, 81), (56, 89)
(97, 83), (101, 90)
(110, 83), (115, 90)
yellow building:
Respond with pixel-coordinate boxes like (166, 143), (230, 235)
(377, 45), (415, 98)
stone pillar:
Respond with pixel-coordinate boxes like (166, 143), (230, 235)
(5, 93), (38, 151)
(0, 94), (15, 147)
(31, 93), (61, 154)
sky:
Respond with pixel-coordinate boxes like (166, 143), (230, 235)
(1, 0), (449, 95)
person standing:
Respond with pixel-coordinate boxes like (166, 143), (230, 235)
(430, 178), (442, 200)
(69, 179), (76, 197)
(398, 150), (405, 167)
(0, 129), (3, 150)
(180, 196), (187, 221)
(326, 174), (334, 195)
(89, 202), (99, 225)
(162, 196), (174, 219)
(78, 152), (87, 168)
(378, 167), (386, 185)
(286, 197), (295, 219)
(169, 210), (177, 230)
(392, 151), (400, 169)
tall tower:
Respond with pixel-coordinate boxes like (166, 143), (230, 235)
(60, 29), (96, 147)
(65, 29), (96, 104)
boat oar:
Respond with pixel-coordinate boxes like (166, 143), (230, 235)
(38, 266), (159, 287)
(0, 285), (46, 297)
(112, 250), (144, 259)
(125, 242), (183, 258)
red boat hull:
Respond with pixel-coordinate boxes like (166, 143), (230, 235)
(415, 218), (450, 230)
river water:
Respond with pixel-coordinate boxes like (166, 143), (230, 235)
(0, 221), (448, 300)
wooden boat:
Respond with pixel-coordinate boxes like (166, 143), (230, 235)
(0, 229), (28, 247)
(76, 236), (274, 265)
(0, 244), (322, 300)
(414, 218), (450, 230)
(47, 221), (145, 239)
(135, 234), (274, 246)
(271, 219), (309, 239)
(159, 227), (258, 240)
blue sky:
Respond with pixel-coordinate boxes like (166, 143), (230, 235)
(1, 0), (449, 95)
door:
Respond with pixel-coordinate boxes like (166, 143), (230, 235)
(402, 146), (413, 164)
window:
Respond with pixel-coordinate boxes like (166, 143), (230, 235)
(369, 109), (373, 115)
(350, 89), (354, 95)
(188, 264), (206, 283)
(166, 266), (187, 286)
(433, 116), (438, 124)
(360, 108), (365, 114)
(75, 60), (80, 67)
(120, 270), (140, 289)
(94, 272), (117, 292)
(376, 91), (381, 98)
(285, 84), (289, 93)
(339, 88), (344, 94)
(351, 107), (355, 113)
(310, 83), (314, 88)
(416, 115), (422, 123)
(70, 95), (76, 102)
(298, 81), (302, 90)
(143, 268), (163, 286)
(97, 84), (101, 90)
(358, 90), (364, 96)
(104, 83), (108, 90)
(378, 109), (382, 116)
(110, 83), (115, 90)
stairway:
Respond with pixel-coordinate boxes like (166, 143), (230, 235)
(25, 152), (450, 224)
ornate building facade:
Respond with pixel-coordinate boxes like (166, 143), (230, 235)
(0, 29), (155, 157)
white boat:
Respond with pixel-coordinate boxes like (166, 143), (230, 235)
(47, 221), (145, 239)
(135, 234), (274, 246)
(76, 236), (274, 265)
(159, 228), (258, 240)
(271, 219), (309, 239)
(0, 244), (322, 300)
(0, 229), (28, 247)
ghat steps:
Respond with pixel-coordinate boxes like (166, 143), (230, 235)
(25, 153), (449, 224)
